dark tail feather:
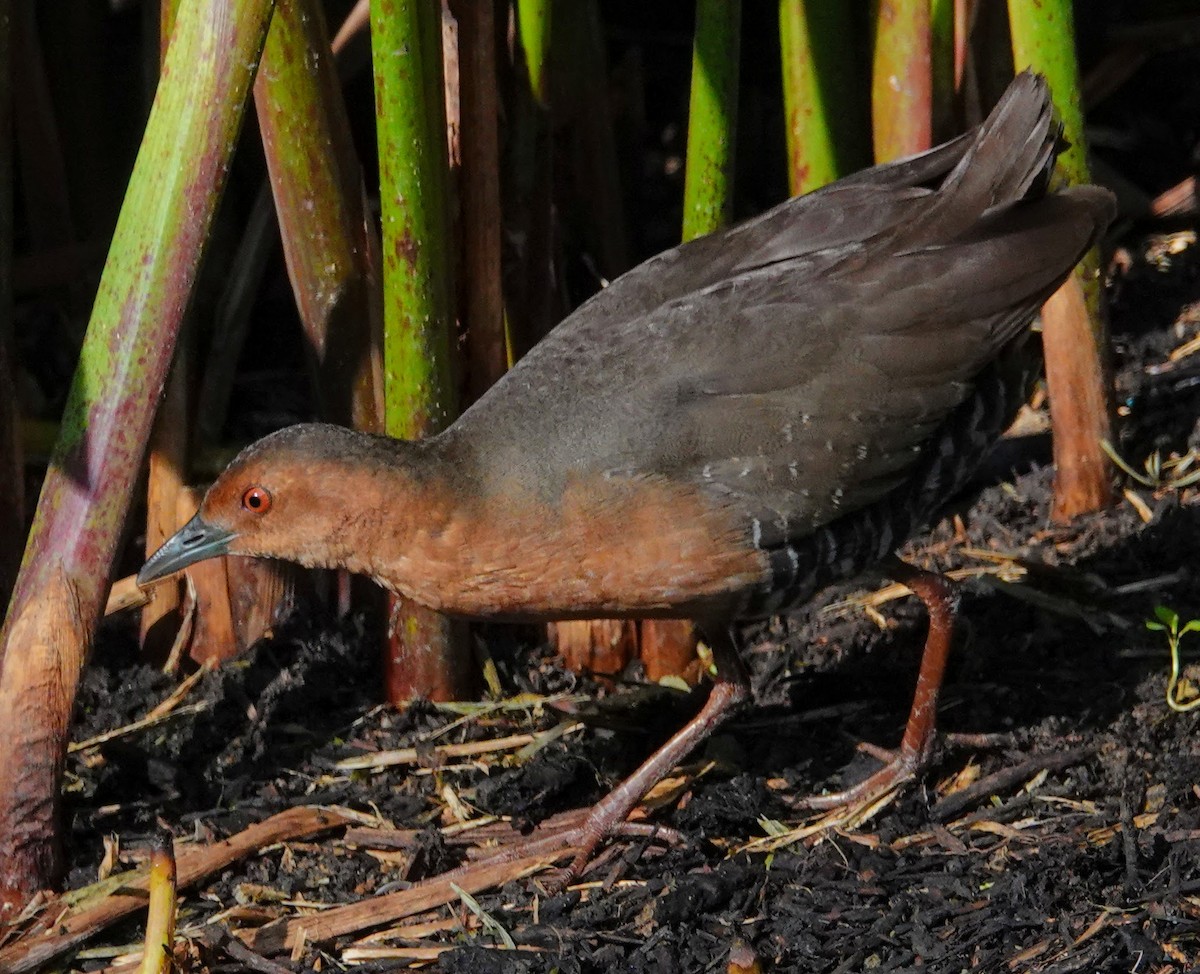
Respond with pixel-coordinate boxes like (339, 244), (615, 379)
(909, 71), (1058, 242)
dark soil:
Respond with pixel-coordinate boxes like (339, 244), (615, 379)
(52, 228), (1200, 972)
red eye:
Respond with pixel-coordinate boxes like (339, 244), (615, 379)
(241, 486), (272, 514)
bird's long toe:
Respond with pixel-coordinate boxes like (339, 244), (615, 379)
(789, 736), (935, 816)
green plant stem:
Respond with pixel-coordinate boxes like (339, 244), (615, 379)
(1149, 607), (1200, 713)
(372, 0), (456, 439)
(141, 0), (188, 661)
(371, 0), (472, 702)
(871, 0), (932, 162)
(517, 0), (552, 106)
(256, 0), (381, 429)
(1008, 0), (1115, 521)
(682, 0), (741, 241)
(0, 0), (277, 907)
(779, 0), (867, 195)
(1007, 0), (1087, 190)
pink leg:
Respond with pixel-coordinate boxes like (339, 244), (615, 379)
(554, 623), (749, 884)
(795, 559), (959, 810)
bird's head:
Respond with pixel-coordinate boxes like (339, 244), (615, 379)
(137, 423), (401, 586)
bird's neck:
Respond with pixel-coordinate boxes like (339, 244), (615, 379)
(318, 433), (479, 591)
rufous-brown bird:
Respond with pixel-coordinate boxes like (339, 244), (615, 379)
(140, 73), (1115, 878)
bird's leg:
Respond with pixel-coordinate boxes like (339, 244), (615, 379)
(554, 621), (750, 885)
(795, 557), (959, 811)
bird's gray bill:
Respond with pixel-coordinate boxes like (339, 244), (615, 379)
(137, 513), (236, 586)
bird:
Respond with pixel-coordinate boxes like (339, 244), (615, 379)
(140, 72), (1115, 879)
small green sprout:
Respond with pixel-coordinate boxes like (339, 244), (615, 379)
(1146, 605), (1200, 712)
(1101, 441), (1200, 491)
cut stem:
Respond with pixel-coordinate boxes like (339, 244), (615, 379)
(139, 832), (177, 974)
(1010, 0), (1115, 521)
(371, 0), (473, 702)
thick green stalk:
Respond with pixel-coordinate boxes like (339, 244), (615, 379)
(779, 0), (867, 195)
(682, 0), (741, 241)
(517, 0), (552, 106)
(371, 0), (471, 702)
(0, 0), (275, 907)
(373, 0), (455, 439)
(256, 0), (381, 430)
(1008, 0), (1088, 191)
(871, 0), (932, 162)
(141, 0), (188, 661)
(1009, 0), (1115, 519)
